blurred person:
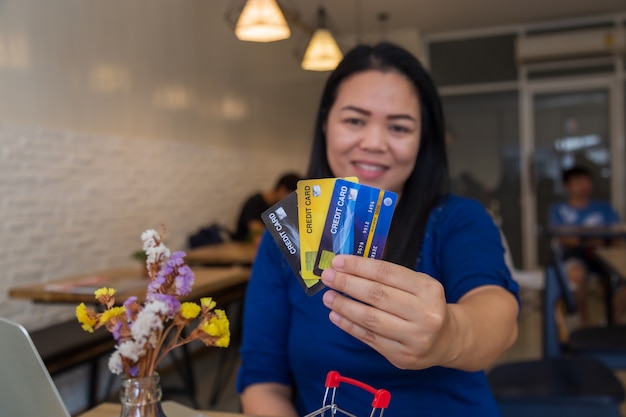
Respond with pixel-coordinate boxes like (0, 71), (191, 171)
(233, 172), (301, 245)
(549, 165), (620, 325)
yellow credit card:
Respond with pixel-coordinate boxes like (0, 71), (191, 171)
(297, 177), (357, 280)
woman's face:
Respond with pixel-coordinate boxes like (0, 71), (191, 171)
(325, 69), (421, 195)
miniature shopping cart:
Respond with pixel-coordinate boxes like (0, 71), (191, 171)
(303, 371), (391, 417)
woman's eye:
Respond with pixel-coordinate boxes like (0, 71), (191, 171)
(389, 124), (411, 134)
(345, 118), (364, 126)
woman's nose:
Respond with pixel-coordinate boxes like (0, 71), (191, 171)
(359, 125), (388, 152)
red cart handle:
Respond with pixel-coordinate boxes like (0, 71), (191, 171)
(324, 371), (391, 409)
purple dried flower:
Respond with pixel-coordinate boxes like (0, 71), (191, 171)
(88, 231), (229, 380)
(159, 264), (174, 278)
(146, 293), (181, 317)
(174, 265), (194, 296)
(147, 272), (167, 295)
(112, 321), (123, 341)
(124, 296), (138, 321)
(169, 251), (186, 266)
(124, 296), (137, 308)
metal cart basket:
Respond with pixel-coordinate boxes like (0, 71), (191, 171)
(303, 371), (391, 417)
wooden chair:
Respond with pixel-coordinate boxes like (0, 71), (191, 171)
(486, 262), (625, 417)
(546, 247), (626, 370)
(488, 356), (624, 417)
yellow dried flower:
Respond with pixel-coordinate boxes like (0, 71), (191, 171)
(76, 228), (231, 378)
(216, 332), (230, 348)
(202, 309), (230, 347)
(200, 297), (216, 310)
(94, 287), (116, 299)
(180, 302), (201, 319)
(76, 302), (97, 333)
(99, 306), (126, 325)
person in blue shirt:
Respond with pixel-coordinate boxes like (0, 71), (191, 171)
(549, 165), (620, 324)
(237, 42), (520, 417)
(233, 172), (301, 245)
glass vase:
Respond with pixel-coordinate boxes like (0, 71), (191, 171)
(119, 374), (168, 417)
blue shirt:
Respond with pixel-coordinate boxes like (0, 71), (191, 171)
(237, 195), (519, 417)
(549, 200), (620, 227)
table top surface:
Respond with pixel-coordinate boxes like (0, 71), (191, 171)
(78, 401), (247, 417)
(185, 242), (257, 266)
(550, 224), (626, 238)
(595, 246), (626, 278)
(8, 265), (250, 304)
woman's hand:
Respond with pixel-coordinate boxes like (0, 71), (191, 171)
(321, 255), (453, 370)
(321, 255), (518, 371)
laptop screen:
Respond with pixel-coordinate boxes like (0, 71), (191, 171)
(0, 317), (70, 417)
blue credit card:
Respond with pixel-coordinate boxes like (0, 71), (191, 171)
(352, 183), (381, 256)
(365, 191), (397, 259)
(313, 179), (397, 275)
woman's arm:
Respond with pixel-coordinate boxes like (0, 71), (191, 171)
(320, 255), (518, 371)
(237, 233), (296, 415)
(240, 383), (298, 417)
(442, 285), (518, 370)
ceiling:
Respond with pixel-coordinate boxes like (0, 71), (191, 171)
(286, 0), (626, 37)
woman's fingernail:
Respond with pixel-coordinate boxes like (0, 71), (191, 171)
(329, 311), (342, 324)
(321, 268), (335, 285)
(332, 256), (345, 270)
(322, 290), (336, 307)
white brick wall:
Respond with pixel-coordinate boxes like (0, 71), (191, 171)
(0, 123), (308, 331)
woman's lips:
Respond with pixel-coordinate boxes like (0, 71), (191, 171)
(352, 161), (388, 180)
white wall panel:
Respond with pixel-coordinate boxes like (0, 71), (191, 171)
(0, 0), (327, 149)
(0, 0), (324, 329)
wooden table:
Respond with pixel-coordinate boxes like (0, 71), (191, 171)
(595, 247), (626, 280)
(185, 242), (257, 267)
(8, 266), (251, 410)
(78, 401), (248, 417)
(550, 224), (626, 240)
(8, 265), (250, 305)
(592, 246), (626, 324)
(550, 228), (626, 325)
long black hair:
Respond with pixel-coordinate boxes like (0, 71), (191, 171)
(306, 42), (450, 269)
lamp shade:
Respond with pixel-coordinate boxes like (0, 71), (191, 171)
(301, 28), (343, 71)
(235, 0), (291, 42)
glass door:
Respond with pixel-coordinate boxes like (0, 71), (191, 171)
(442, 92), (522, 265)
(533, 89), (611, 265)
(529, 86), (612, 266)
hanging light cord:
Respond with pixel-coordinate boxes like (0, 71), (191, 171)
(355, 0), (363, 44)
(378, 12), (389, 40)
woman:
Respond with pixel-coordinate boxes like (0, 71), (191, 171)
(237, 42), (519, 417)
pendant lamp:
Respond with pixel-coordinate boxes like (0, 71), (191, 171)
(235, 0), (291, 42)
(301, 7), (343, 71)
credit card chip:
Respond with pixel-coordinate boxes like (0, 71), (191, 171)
(318, 250), (335, 271)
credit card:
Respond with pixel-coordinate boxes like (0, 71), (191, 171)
(313, 179), (358, 276)
(261, 192), (324, 294)
(364, 190), (397, 259)
(313, 180), (397, 275)
(262, 177), (396, 297)
(297, 177), (357, 281)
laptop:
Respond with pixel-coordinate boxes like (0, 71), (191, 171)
(0, 316), (208, 417)
(0, 316), (71, 417)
